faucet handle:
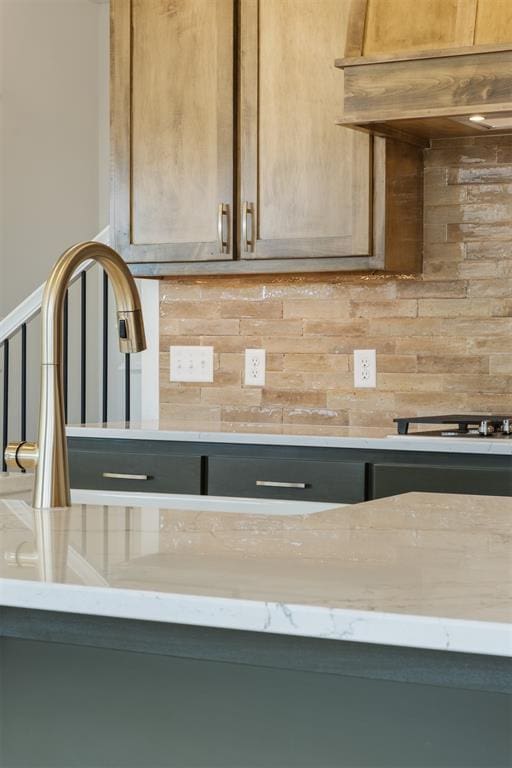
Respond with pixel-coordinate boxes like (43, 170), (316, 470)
(117, 309), (147, 354)
(5, 442), (39, 473)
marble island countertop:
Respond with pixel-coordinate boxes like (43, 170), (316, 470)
(66, 420), (512, 455)
(1, 486), (511, 657)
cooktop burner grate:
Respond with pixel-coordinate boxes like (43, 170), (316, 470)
(394, 415), (512, 437)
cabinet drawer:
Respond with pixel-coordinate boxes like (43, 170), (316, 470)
(69, 451), (202, 494)
(371, 463), (512, 499)
(207, 457), (365, 503)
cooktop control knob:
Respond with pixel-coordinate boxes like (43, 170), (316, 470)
(479, 420), (490, 436)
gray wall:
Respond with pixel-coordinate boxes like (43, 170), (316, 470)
(0, 0), (122, 442)
(0, 0), (109, 318)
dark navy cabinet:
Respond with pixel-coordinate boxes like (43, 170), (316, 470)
(371, 463), (512, 499)
(68, 441), (204, 495)
(67, 437), (511, 503)
(207, 456), (366, 503)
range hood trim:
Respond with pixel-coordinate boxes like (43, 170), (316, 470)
(337, 102), (512, 127)
(336, 46), (512, 141)
(335, 41), (512, 68)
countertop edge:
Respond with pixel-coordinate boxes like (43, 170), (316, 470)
(1, 579), (510, 658)
(65, 426), (512, 456)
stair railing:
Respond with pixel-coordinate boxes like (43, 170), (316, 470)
(0, 227), (139, 471)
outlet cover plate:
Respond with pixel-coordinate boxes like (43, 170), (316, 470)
(245, 348), (266, 386)
(170, 345), (214, 383)
(354, 349), (376, 388)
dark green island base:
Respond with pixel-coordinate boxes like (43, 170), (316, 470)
(1, 608), (511, 768)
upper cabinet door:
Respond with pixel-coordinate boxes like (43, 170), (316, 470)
(239, 0), (371, 261)
(111, 0), (235, 264)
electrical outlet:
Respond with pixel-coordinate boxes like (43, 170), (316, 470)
(354, 349), (376, 388)
(245, 348), (266, 386)
(170, 346), (214, 382)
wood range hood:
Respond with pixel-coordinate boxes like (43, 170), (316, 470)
(336, 0), (512, 147)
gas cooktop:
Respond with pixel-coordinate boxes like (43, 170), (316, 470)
(394, 414), (512, 438)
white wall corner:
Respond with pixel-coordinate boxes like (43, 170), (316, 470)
(138, 279), (160, 423)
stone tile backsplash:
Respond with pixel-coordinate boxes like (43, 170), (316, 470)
(159, 136), (512, 434)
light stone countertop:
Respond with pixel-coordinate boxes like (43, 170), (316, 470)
(66, 421), (512, 455)
(1, 488), (511, 657)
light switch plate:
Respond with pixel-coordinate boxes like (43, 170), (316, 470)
(170, 346), (214, 383)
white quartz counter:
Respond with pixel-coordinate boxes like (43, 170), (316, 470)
(1, 489), (511, 657)
(67, 421), (512, 455)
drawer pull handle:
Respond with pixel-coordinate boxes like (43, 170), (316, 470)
(256, 480), (307, 489)
(102, 472), (150, 481)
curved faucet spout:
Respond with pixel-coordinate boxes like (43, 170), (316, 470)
(32, 242), (147, 508)
(42, 241), (146, 363)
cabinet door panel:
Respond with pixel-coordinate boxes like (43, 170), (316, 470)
(239, 0), (371, 261)
(371, 463), (512, 499)
(112, 0), (234, 263)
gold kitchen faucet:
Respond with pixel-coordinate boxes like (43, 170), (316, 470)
(5, 242), (146, 508)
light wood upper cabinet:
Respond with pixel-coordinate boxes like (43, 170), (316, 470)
(239, 0), (371, 261)
(111, 0), (410, 275)
(112, 0), (235, 263)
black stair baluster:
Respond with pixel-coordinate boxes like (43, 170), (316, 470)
(125, 353), (131, 424)
(102, 270), (108, 424)
(80, 271), (87, 425)
(63, 290), (69, 422)
(2, 339), (9, 472)
(21, 324), (27, 442)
